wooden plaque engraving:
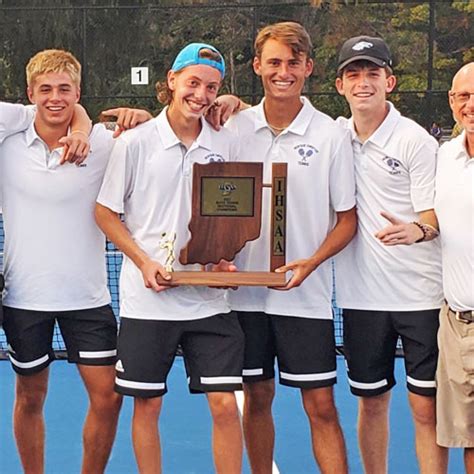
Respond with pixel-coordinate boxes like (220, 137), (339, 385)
(180, 162), (263, 265)
(156, 161), (288, 287)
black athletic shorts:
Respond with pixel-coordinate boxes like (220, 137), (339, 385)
(3, 305), (117, 376)
(343, 309), (440, 397)
(115, 312), (244, 398)
(238, 311), (337, 389)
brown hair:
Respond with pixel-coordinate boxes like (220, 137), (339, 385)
(337, 59), (393, 78)
(254, 22), (313, 59)
(26, 49), (81, 87)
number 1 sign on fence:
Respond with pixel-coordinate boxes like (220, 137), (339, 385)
(131, 67), (149, 85)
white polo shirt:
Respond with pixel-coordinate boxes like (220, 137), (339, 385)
(226, 97), (356, 319)
(0, 123), (113, 311)
(0, 103), (35, 210)
(335, 102), (443, 311)
(0, 102), (34, 144)
(96, 109), (238, 321)
(435, 132), (474, 311)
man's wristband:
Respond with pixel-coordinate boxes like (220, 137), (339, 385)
(412, 221), (439, 242)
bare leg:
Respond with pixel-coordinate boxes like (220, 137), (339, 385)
(14, 369), (49, 474)
(301, 387), (348, 474)
(132, 397), (163, 474)
(358, 392), (391, 474)
(207, 392), (243, 474)
(408, 392), (448, 474)
(465, 448), (474, 473)
(77, 365), (122, 474)
(242, 379), (275, 474)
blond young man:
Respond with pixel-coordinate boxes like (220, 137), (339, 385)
(334, 36), (447, 474)
(215, 22), (356, 473)
(0, 100), (91, 325)
(0, 49), (150, 474)
(378, 62), (474, 473)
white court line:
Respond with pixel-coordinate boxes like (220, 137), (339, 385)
(235, 390), (281, 474)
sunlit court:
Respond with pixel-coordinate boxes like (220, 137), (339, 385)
(1, 1), (472, 473)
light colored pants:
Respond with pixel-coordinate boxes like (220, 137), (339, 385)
(436, 303), (474, 448)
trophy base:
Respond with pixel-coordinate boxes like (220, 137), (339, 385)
(156, 271), (286, 287)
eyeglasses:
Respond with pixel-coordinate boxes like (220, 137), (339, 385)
(449, 92), (474, 104)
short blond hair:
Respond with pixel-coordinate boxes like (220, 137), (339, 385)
(254, 22), (313, 59)
(26, 49), (81, 87)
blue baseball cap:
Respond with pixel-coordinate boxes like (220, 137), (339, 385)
(171, 43), (226, 79)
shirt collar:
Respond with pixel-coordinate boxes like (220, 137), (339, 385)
(155, 107), (212, 151)
(345, 116), (358, 142)
(24, 120), (65, 155)
(253, 96), (315, 136)
(25, 120), (42, 147)
(365, 101), (401, 148)
(452, 131), (471, 161)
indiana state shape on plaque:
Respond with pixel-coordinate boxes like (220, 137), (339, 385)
(157, 161), (287, 287)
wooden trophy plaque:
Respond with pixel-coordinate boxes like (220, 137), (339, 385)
(156, 161), (287, 287)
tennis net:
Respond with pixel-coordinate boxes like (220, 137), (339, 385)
(0, 214), (344, 357)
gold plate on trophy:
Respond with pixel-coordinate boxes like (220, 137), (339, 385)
(201, 177), (255, 217)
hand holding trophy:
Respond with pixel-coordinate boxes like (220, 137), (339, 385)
(156, 161), (288, 287)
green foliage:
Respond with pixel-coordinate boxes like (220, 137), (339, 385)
(0, 1), (471, 127)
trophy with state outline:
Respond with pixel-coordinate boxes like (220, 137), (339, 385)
(156, 161), (287, 287)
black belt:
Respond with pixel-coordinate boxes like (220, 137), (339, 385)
(448, 306), (474, 324)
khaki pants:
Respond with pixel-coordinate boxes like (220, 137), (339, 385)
(436, 303), (474, 448)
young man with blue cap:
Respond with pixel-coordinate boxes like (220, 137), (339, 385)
(334, 36), (447, 473)
(95, 43), (244, 473)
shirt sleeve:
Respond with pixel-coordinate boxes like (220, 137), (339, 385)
(329, 129), (356, 212)
(96, 137), (136, 214)
(0, 103), (35, 144)
(406, 136), (438, 212)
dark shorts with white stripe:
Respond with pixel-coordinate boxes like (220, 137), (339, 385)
(343, 308), (440, 397)
(115, 312), (244, 398)
(237, 312), (337, 389)
(3, 305), (117, 376)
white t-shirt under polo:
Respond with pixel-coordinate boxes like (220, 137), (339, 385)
(335, 102), (443, 311)
(226, 97), (356, 319)
(0, 102), (34, 144)
(0, 123), (113, 311)
(435, 132), (474, 312)
(97, 110), (238, 321)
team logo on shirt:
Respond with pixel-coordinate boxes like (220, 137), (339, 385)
(383, 156), (402, 175)
(204, 153), (225, 163)
(294, 144), (318, 166)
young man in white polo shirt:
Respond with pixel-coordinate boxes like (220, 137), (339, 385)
(0, 49), (150, 473)
(0, 101), (91, 324)
(377, 62), (474, 473)
(334, 36), (447, 473)
(215, 22), (356, 473)
(0, 101), (92, 164)
(95, 43), (244, 474)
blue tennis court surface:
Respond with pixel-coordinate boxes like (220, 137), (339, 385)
(0, 357), (463, 473)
